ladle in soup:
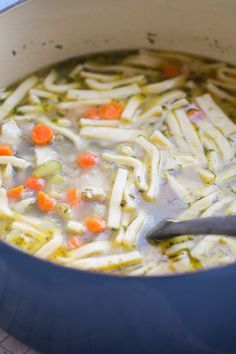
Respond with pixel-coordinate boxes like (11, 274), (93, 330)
(147, 215), (236, 242)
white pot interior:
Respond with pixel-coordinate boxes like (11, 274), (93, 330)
(0, 0), (236, 87)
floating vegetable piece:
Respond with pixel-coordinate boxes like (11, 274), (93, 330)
(24, 176), (45, 191)
(32, 160), (62, 178)
(85, 216), (106, 233)
(37, 191), (56, 212)
(76, 152), (98, 169)
(32, 124), (54, 146)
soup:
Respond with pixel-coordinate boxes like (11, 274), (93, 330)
(1, 49), (236, 275)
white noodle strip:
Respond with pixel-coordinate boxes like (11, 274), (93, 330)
(142, 76), (186, 94)
(85, 75), (146, 90)
(175, 109), (207, 166)
(121, 95), (143, 122)
(58, 98), (111, 110)
(168, 98), (189, 110)
(29, 94), (41, 104)
(68, 241), (112, 259)
(35, 231), (62, 259)
(179, 191), (221, 220)
(208, 79), (236, 93)
(206, 82), (236, 105)
(13, 197), (36, 213)
(200, 134), (221, 172)
(0, 156), (30, 169)
(193, 118), (233, 162)
(0, 76), (38, 121)
(138, 105), (162, 120)
(122, 51), (162, 68)
(190, 185), (219, 200)
(17, 105), (43, 114)
(107, 168), (128, 229)
(201, 195), (234, 217)
(115, 226), (126, 245)
(80, 127), (146, 143)
(102, 152), (147, 191)
(36, 117), (84, 148)
(72, 251), (142, 270)
(44, 70), (78, 93)
(0, 188), (13, 217)
(196, 94), (236, 135)
(191, 235), (221, 259)
(67, 83), (141, 100)
(122, 211), (146, 249)
(123, 173), (136, 212)
(69, 64), (84, 79)
(121, 211), (133, 228)
(149, 130), (172, 149)
(165, 111), (190, 152)
(166, 153), (199, 170)
(226, 200), (236, 214)
(80, 71), (120, 82)
(215, 164), (236, 185)
(157, 51), (192, 62)
(166, 173), (194, 204)
(0, 90), (10, 101)
(0, 168), (2, 187)
(198, 169), (215, 184)
(154, 90), (186, 106)
(79, 118), (120, 127)
(12, 221), (47, 242)
(66, 221), (85, 234)
(135, 136), (160, 201)
(30, 89), (55, 98)
(84, 62), (159, 77)
(217, 66), (236, 84)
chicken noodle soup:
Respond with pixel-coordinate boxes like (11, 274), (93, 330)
(1, 49), (236, 275)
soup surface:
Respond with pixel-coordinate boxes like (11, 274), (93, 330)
(1, 49), (236, 275)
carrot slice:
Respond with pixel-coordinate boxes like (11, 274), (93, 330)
(84, 107), (99, 119)
(0, 145), (13, 156)
(85, 216), (106, 233)
(98, 102), (123, 120)
(37, 191), (55, 212)
(163, 64), (181, 78)
(76, 152), (98, 169)
(7, 185), (24, 200)
(66, 187), (81, 206)
(24, 176), (45, 191)
(68, 236), (86, 249)
(31, 124), (54, 146)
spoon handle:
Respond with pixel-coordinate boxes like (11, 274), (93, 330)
(147, 215), (236, 242)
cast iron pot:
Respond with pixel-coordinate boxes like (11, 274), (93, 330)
(1, 1), (236, 353)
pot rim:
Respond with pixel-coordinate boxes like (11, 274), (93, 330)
(0, 0), (28, 14)
(0, 0), (235, 282)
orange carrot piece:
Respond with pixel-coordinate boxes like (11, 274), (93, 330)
(163, 64), (181, 78)
(7, 185), (24, 200)
(76, 152), (98, 169)
(84, 107), (99, 119)
(37, 191), (55, 212)
(68, 236), (86, 249)
(31, 124), (54, 146)
(66, 187), (81, 206)
(24, 176), (45, 191)
(98, 102), (123, 120)
(0, 145), (13, 156)
(85, 216), (106, 233)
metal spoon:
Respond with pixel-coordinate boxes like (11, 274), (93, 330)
(147, 215), (236, 243)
